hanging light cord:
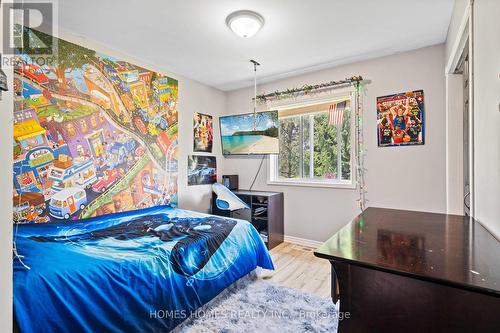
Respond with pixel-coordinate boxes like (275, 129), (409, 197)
(250, 60), (260, 130)
(253, 62), (257, 112)
(247, 59), (263, 191)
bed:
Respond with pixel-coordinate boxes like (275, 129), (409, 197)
(13, 205), (273, 333)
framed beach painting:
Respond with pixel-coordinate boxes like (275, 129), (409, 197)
(219, 110), (279, 155)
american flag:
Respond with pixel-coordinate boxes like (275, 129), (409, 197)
(328, 101), (346, 126)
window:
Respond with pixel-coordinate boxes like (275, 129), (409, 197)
(50, 199), (63, 208)
(66, 123), (76, 137)
(80, 119), (88, 134)
(269, 95), (355, 188)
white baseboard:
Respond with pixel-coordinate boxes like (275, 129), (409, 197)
(284, 235), (323, 249)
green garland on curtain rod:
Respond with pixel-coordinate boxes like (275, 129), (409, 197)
(255, 75), (364, 103)
(254, 75), (368, 212)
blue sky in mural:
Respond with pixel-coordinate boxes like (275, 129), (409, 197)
(97, 53), (119, 63)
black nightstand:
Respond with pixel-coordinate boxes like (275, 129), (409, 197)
(211, 189), (284, 250)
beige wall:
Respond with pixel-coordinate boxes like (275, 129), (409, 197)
(223, 44), (447, 242)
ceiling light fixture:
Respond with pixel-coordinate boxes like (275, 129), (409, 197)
(226, 10), (265, 38)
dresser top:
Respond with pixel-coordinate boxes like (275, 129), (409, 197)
(314, 207), (500, 296)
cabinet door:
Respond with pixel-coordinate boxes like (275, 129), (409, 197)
(231, 208), (251, 222)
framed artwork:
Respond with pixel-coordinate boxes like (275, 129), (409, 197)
(188, 155), (217, 186)
(377, 90), (425, 147)
(193, 112), (213, 153)
(219, 111), (279, 155)
(13, 27), (179, 223)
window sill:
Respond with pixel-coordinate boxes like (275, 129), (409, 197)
(267, 179), (356, 189)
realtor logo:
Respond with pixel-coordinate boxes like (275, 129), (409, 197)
(1, 0), (57, 56)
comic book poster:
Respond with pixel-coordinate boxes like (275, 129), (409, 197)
(188, 155), (217, 186)
(377, 90), (425, 147)
(193, 112), (213, 153)
(13, 28), (178, 223)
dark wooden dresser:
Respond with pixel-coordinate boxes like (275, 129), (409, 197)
(211, 190), (284, 250)
(314, 207), (500, 333)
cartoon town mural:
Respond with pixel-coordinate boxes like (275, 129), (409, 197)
(13, 28), (178, 223)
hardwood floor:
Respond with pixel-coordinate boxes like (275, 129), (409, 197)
(264, 242), (331, 298)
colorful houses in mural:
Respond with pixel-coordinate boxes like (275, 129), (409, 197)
(13, 28), (179, 223)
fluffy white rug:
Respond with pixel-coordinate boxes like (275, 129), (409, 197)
(173, 272), (339, 333)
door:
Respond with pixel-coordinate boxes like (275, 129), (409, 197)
(456, 41), (471, 216)
(68, 196), (76, 213)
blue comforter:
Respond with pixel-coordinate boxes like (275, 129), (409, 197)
(14, 206), (273, 333)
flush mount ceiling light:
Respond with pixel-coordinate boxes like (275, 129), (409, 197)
(226, 10), (265, 38)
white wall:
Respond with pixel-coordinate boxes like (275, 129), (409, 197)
(0, 60), (13, 333)
(473, 0), (500, 239)
(445, 74), (464, 214)
(444, 0), (500, 238)
(223, 44), (447, 242)
(0, 17), (460, 333)
(445, 0), (469, 62)
(178, 80), (225, 213)
(0, 30), (226, 332)
(45, 28), (227, 214)
(444, 0), (468, 216)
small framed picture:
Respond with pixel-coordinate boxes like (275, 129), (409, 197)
(377, 90), (425, 147)
(188, 155), (217, 186)
(193, 112), (213, 153)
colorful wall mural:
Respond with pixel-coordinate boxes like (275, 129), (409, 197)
(13, 29), (178, 223)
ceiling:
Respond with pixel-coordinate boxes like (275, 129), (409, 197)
(57, 0), (454, 91)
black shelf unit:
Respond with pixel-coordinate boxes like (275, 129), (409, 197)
(211, 189), (284, 250)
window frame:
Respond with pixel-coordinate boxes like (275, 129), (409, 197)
(268, 91), (357, 189)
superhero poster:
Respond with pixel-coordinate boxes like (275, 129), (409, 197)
(193, 112), (213, 153)
(13, 27), (179, 223)
(377, 90), (425, 147)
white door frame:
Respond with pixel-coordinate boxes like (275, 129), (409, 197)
(445, 1), (474, 217)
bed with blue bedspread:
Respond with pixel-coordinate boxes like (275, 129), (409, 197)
(14, 205), (273, 333)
